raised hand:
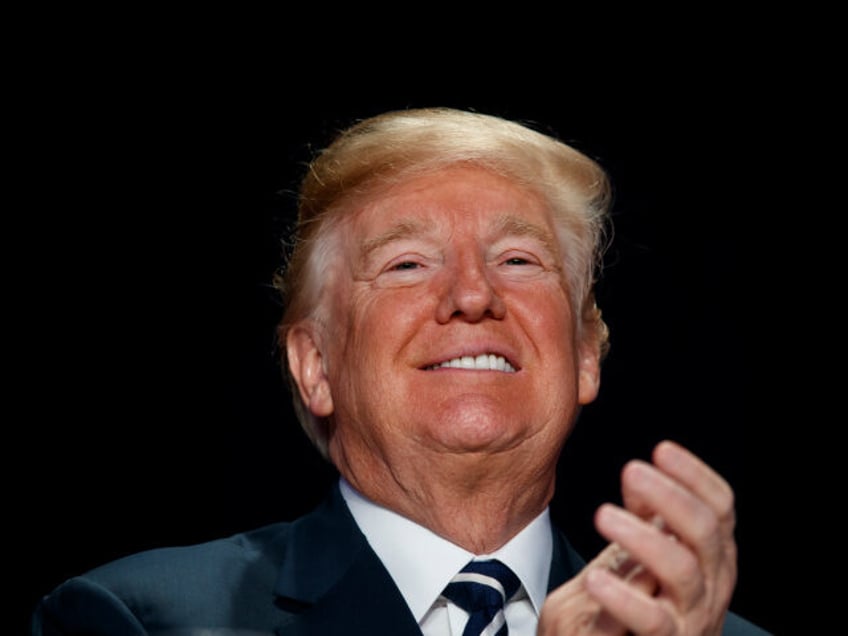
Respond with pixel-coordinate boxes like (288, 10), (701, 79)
(538, 441), (737, 635)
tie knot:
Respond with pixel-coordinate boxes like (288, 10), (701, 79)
(442, 559), (521, 635)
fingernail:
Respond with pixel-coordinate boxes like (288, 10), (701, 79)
(596, 504), (627, 530)
(656, 439), (685, 466)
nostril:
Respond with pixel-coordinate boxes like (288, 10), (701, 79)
(449, 305), (504, 322)
(436, 267), (506, 324)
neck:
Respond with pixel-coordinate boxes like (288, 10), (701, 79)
(333, 444), (557, 554)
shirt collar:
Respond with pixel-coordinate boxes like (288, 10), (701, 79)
(339, 478), (553, 622)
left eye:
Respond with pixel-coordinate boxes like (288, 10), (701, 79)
(504, 257), (530, 265)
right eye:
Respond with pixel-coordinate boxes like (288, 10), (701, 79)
(391, 261), (421, 271)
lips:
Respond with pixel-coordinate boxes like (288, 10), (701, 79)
(424, 353), (517, 373)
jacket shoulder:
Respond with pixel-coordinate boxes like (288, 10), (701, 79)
(32, 522), (293, 635)
(723, 610), (773, 635)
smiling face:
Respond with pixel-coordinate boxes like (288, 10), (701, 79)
(287, 165), (601, 492)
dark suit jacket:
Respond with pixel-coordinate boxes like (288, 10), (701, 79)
(31, 483), (770, 635)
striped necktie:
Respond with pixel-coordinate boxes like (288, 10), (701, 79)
(442, 559), (521, 636)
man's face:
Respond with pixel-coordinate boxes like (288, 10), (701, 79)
(291, 165), (600, 476)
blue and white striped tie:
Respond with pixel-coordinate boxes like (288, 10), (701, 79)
(442, 559), (521, 636)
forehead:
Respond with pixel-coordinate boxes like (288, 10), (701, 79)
(346, 166), (554, 237)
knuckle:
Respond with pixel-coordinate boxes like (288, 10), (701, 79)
(718, 488), (736, 524)
(642, 609), (674, 636)
(675, 551), (705, 596)
(695, 512), (720, 543)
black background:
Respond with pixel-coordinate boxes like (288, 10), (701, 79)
(14, 36), (825, 634)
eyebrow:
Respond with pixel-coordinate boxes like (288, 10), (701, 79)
(493, 214), (561, 258)
(358, 213), (561, 262)
(360, 219), (431, 261)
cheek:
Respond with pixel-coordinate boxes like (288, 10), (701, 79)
(518, 289), (582, 392)
(353, 286), (436, 342)
(516, 286), (575, 346)
(332, 289), (428, 397)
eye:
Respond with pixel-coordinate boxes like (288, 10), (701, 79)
(375, 256), (431, 287)
(495, 250), (546, 275)
(391, 260), (421, 271)
(500, 252), (540, 266)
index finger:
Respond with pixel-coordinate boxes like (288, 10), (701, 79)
(652, 440), (735, 521)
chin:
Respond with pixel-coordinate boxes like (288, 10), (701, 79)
(423, 404), (529, 453)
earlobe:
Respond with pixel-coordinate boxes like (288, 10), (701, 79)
(577, 342), (601, 405)
(286, 323), (335, 417)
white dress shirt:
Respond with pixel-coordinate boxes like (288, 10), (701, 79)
(339, 478), (553, 636)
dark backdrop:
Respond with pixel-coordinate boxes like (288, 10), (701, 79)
(16, 59), (811, 634)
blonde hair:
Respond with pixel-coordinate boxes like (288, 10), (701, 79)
(275, 107), (612, 456)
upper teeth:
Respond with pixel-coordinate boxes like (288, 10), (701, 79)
(428, 354), (516, 372)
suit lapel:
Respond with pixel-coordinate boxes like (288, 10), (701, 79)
(272, 483), (422, 635)
(547, 526), (586, 592)
(270, 483), (586, 633)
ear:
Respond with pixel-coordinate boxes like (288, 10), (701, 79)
(286, 322), (334, 417)
(577, 336), (601, 406)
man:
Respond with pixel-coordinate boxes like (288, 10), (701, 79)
(31, 108), (770, 634)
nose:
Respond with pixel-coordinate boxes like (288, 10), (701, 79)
(435, 254), (507, 323)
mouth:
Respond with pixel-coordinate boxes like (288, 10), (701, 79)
(423, 353), (517, 373)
